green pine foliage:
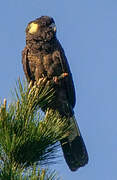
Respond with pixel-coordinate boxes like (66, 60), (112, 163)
(0, 78), (69, 179)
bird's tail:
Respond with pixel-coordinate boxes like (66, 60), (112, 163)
(60, 115), (88, 171)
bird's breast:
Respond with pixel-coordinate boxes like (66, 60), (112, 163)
(28, 51), (62, 81)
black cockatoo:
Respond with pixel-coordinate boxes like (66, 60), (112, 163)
(22, 16), (88, 171)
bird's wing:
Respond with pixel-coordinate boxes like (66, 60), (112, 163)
(53, 48), (76, 108)
(22, 47), (33, 82)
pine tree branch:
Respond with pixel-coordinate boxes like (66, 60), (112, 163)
(0, 75), (69, 179)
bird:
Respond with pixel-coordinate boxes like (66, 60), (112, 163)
(22, 16), (88, 171)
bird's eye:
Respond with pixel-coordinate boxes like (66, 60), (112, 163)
(42, 22), (46, 26)
(28, 23), (39, 34)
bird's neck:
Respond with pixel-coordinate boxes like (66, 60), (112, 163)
(26, 37), (57, 54)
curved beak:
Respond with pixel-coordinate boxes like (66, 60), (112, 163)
(49, 23), (56, 32)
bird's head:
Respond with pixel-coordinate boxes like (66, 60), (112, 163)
(26, 16), (57, 42)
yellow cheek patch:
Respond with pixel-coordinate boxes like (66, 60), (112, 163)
(29, 23), (38, 34)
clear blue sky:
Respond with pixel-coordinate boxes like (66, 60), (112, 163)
(0, 0), (117, 179)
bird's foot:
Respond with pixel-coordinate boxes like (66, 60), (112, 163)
(53, 76), (59, 84)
